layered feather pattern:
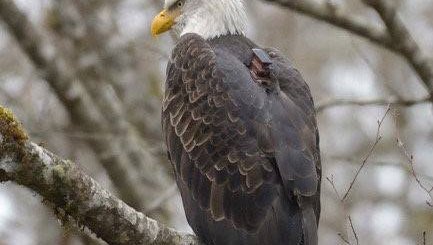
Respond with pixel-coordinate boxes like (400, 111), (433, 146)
(162, 33), (321, 245)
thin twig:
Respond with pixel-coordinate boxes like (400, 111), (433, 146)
(397, 142), (433, 207)
(326, 176), (359, 245)
(338, 233), (351, 245)
(326, 175), (342, 201)
(342, 105), (391, 201)
(348, 216), (359, 245)
(394, 111), (433, 207)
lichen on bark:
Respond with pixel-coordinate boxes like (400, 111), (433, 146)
(0, 106), (201, 245)
(0, 106), (28, 144)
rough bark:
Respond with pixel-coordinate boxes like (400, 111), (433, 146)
(0, 106), (200, 245)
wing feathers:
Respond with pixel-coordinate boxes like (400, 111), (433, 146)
(163, 34), (321, 238)
(211, 182), (225, 221)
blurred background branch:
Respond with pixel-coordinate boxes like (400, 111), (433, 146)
(263, 0), (433, 101)
(316, 96), (430, 112)
(0, 0), (173, 217)
(262, 0), (394, 49)
(362, 0), (433, 96)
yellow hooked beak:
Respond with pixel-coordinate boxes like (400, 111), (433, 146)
(151, 9), (178, 37)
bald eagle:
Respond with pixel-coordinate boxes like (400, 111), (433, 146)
(151, 1), (321, 244)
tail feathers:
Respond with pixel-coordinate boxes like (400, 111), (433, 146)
(301, 207), (318, 245)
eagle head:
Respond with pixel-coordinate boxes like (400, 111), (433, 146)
(151, 0), (247, 39)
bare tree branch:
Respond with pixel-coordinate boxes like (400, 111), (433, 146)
(261, 0), (394, 51)
(0, 0), (144, 209)
(0, 106), (199, 245)
(338, 233), (351, 245)
(326, 175), (342, 201)
(262, 0), (433, 101)
(0, 0), (172, 213)
(348, 216), (359, 245)
(316, 96), (430, 112)
(362, 0), (433, 93)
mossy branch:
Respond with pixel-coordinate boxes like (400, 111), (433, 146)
(0, 107), (28, 144)
(0, 106), (200, 245)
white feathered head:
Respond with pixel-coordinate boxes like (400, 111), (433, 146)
(151, 0), (247, 39)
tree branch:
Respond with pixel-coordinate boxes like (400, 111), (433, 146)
(262, 0), (433, 100)
(0, 106), (199, 245)
(261, 0), (394, 51)
(316, 96), (430, 112)
(362, 0), (433, 93)
(0, 0), (172, 213)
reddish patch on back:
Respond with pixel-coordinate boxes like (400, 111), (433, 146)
(249, 48), (273, 86)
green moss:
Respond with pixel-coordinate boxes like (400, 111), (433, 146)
(53, 164), (68, 180)
(0, 106), (28, 144)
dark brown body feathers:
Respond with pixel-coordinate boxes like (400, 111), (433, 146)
(162, 33), (321, 245)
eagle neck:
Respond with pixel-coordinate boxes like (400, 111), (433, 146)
(180, 0), (247, 40)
